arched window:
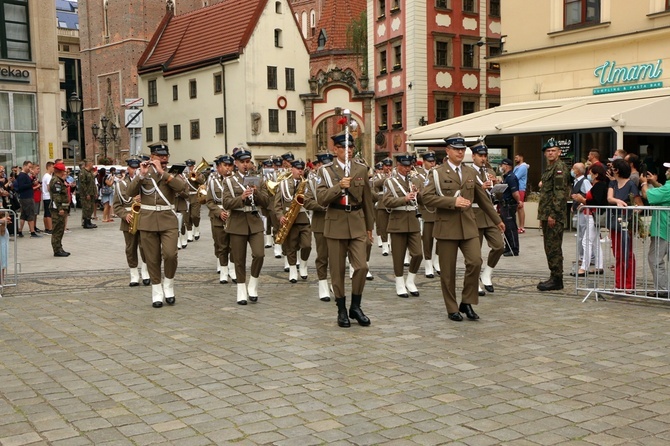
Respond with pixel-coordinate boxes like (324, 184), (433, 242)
(275, 1), (282, 13)
(301, 11), (307, 37)
(310, 10), (316, 36)
(274, 29), (283, 48)
(103, 0), (110, 40)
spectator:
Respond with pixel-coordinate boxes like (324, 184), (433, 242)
(571, 163), (607, 276)
(513, 153), (529, 233)
(570, 163), (592, 273)
(98, 167), (115, 222)
(625, 153), (642, 188)
(42, 161), (54, 234)
(607, 158), (642, 291)
(15, 160), (40, 238)
(587, 149), (605, 170)
(31, 164), (42, 232)
(0, 211), (9, 295)
(640, 163), (670, 297)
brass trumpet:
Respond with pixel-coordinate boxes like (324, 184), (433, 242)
(191, 157), (209, 180)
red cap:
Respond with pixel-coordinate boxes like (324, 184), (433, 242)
(54, 162), (67, 171)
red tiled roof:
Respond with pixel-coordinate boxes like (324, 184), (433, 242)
(309, 0), (366, 53)
(138, 0), (266, 75)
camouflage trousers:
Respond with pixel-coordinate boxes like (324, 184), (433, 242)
(541, 219), (564, 278)
(81, 197), (95, 220)
(51, 211), (67, 253)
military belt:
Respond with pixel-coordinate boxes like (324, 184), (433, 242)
(330, 203), (363, 212)
(391, 205), (414, 211)
(140, 204), (175, 212)
(232, 206), (255, 212)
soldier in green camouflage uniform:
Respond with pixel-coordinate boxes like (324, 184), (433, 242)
(537, 139), (568, 291)
(49, 162), (71, 257)
(79, 159), (98, 229)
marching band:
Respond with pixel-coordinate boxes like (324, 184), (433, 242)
(115, 126), (509, 326)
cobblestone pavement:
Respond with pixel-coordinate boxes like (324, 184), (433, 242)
(1, 218), (670, 445)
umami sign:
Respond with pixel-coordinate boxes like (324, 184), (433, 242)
(593, 59), (663, 95)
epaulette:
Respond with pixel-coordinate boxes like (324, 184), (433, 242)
(353, 158), (366, 166)
(322, 162), (334, 168)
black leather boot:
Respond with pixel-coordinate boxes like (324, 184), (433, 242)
(335, 297), (350, 328)
(537, 276), (564, 291)
(349, 294), (371, 326)
(83, 218), (97, 229)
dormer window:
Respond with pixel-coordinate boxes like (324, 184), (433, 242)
(317, 29), (327, 50)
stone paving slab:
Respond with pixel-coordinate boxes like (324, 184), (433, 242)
(1, 217), (670, 444)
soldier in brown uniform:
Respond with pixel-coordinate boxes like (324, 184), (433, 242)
(175, 170), (191, 250)
(416, 151), (439, 277)
(372, 157), (393, 255)
(470, 142), (505, 295)
(126, 142), (187, 308)
(274, 159), (312, 282)
(184, 159), (206, 242)
(382, 153), (424, 297)
(304, 153), (333, 301)
(422, 135), (504, 322)
(316, 133), (375, 328)
(221, 149), (270, 305)
(113, 157), (150, 286)
(205, 155), (236, 284)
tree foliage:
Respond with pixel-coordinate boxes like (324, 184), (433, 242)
(346, 11), (368, 76)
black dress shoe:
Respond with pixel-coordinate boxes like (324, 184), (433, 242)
(237, 300), (247, 305)
(503, 251), (513, 257)
(129, 282), (139, 287)
(338, 311), (351, 327)
(382, 252), (389, 256)
(478, 289), (486, 296)
(220, 279), (228, 284)
(349, 307), (371, 326)
(249, 295), (258, 302)
(232, 279), (237, 283)
(152, 302), (163, 308)
(459, 303), (479, 320)
(275, 255), (282, 259)
(54, 251), (69, 257)
(301, 275), (308, 280)
(425, 273), (434, 278)
(284, 267), (289, 272)
(409, 290), (420, 297)
(289, 278), (297, 283)
(142, 279), (151, 286)
(397, 291), (409, 298)
(165, 297), (175, 305)
(448, 312), (463, 321)
(484, 285), (494, 293)
(320, 296), (331, 302)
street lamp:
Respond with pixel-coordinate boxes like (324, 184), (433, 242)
(91, 115), (119, 161)
(68, 92), (82, 168)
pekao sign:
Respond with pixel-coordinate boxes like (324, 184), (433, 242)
(0, 66), (31, 83)
(593, 59), (663, 95)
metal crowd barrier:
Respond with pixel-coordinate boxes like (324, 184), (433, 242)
(574, 205), (669, 302)
(0, 208), (19, 295)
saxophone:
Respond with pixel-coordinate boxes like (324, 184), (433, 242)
(274, 178), (307, 245)
(128, 199), (142, 235)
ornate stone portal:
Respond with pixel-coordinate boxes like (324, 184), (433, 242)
(301, 67), (373, 164)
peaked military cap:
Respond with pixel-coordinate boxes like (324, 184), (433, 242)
(331, 132), (355, 147)
(444, 134), (467, 149)
(148, 141), (169, 155)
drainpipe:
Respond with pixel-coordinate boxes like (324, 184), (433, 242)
(223, 63), (228, 155)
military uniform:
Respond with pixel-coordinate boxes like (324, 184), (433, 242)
(78, 163), (97, 228)
(470, 143), (505, 294)
(422, 136), (503, 321)
(381, 154), (424, 297)
(274, 159), (312, 282)
(205, 155), (236, 285)
(316, 133), (375, 327)
(373, 158), (393, 255)
(175, 172), (190, 249)
(126, 142), (187, 307)
(416, 153), (439, 277)
(113, 159), (150, 286)
(185, 160), (206, 241)
(221, 149), (270, 304)
(537, 139), (568, 291)
(303, 155), (331, 301)
(49, 163), (70, 256)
